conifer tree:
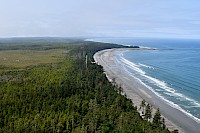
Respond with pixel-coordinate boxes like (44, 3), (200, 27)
(153, 108), (161, 128)
(144, 103), (152, 120)
(140, 100), (146, 115)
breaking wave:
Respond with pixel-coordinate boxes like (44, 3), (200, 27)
(118, 55), (200, 123)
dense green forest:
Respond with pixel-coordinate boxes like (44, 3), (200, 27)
(0, 38), (177, 132)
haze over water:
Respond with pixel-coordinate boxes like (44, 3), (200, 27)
(91, 37), (200, 122)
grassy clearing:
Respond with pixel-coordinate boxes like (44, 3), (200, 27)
(0, 49), (67, 70)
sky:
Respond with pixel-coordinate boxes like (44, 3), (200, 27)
(0, 0), (200, 39)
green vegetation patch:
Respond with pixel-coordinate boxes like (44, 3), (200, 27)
(0, 49), (66, 69)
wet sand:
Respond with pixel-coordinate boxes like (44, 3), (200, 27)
(94, 48), (200, 133)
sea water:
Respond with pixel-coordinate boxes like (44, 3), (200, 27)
(89, 37), (200, 122)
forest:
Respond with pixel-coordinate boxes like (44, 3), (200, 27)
(0, 38), (178, 132)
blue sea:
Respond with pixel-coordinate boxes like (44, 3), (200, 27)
(89, 37), (200, 122)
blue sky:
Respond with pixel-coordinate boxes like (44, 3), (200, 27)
(0, 0), (200, 38)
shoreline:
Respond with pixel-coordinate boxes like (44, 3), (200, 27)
(94, 48), (200, 133)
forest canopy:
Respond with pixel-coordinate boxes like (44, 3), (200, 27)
(0, 38), (176, 132)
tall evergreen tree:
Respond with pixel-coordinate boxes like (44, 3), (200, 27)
(145, 103), (152, 121)
(153, 108), (162, 128)
(140, 100), (146, 115)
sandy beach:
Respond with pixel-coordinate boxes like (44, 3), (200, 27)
(94, 48), (200, 133)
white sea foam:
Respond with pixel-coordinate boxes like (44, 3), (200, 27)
(136, 73), (200, 123)
(141, 71), (200, 108)
(120, 57), (146, 75)
(139, 63), (155, 69)
(117, 53), (200, 123)
(139, 46), (152, 49)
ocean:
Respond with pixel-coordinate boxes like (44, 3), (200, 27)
(89, 37), (200, 122)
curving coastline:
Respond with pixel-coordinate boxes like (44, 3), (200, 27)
(94, 48), (200, 133)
